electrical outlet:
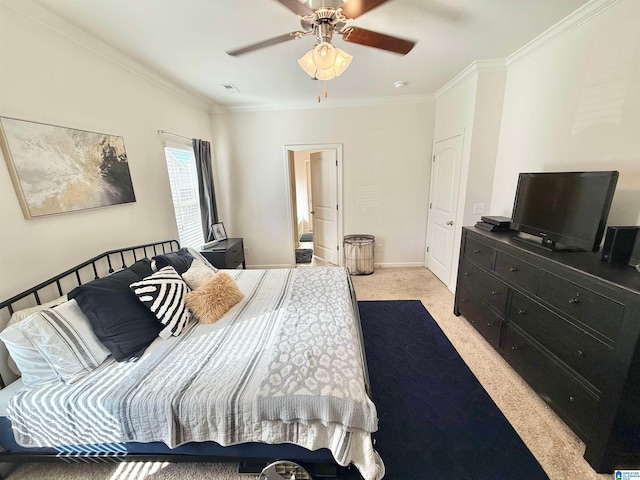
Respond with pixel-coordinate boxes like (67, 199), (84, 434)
(473, 203), (485, 214)
(244, 247), (249, 256)
(376, 243), (384, 252)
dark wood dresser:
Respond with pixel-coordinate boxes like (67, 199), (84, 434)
(200, 238), (245, 269)
(454, 226), (640, 472)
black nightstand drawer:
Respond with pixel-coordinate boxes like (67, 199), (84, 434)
(509, 291), (611, 391)
(504, 325), (598, 441)
(459, 259), (508, 315)
(457, 284), (503, 348)
(200, 238), (245, 270)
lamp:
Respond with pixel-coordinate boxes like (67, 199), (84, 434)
(297, 42), (352, 81)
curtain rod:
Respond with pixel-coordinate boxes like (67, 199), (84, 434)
(157, 130), (192, 141)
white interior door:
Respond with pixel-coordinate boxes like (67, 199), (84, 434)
(310, 150), (338, 264)
(426, 135), (463, 285)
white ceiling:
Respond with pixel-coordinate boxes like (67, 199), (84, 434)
(27, 0), (589, 108)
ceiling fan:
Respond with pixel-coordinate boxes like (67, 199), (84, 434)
(226, 0), (416, 58)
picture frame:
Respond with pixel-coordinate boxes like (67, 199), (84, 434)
(211, 222), (227, 241)
(0, 117), (136, 219)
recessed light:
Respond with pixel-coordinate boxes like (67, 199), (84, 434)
(394, 81), (409, 89)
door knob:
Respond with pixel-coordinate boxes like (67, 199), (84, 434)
(446, 221), (454, 226)
(310, 210), (315, 214)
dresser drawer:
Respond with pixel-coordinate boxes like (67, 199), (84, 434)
(457, 284), (503, 348)
(509, 292), (611, 391)
(503, 325), (598, 441)
(494, 250), (540, 294)
(463, 235), (494, 269)
(459, 259), (508, 315)
(538, 272), (623, 342)
(224, 247), (244, 269)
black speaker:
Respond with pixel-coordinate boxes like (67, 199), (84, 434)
(629, 233), (640, 269)
(601, 226), (639, 264)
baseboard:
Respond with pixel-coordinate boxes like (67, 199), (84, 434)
(246, 264), (293, 269)
(374, 262), (426, 268)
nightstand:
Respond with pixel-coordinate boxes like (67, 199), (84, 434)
(200, 238), (245, 269)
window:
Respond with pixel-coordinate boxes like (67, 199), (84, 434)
(163, 145), (204, 248)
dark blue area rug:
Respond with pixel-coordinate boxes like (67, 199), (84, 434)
(354, 300), (548, 480)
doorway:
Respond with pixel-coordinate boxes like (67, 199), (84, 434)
(425, 133), (463, 285)
(284, 144), (343, 267)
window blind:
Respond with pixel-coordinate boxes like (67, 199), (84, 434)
(163, 146), (204, 248)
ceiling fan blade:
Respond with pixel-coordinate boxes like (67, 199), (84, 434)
(226, 32), (304, 56)
(340, 0), (392, 19)
(341, 27), (415, 55)
(274, 0), (313, 16)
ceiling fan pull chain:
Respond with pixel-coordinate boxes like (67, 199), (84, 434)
(317, 77), (321, 103)
(324, 77), (328, 98)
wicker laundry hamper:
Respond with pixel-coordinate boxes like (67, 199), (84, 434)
(343, 234), (375, 275)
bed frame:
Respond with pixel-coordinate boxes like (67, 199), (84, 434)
(0, 240), (369, 477)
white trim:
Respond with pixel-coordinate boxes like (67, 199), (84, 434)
(506, 0), (619, 67)
(246, 264), (292, 269)
(1, 0), (215, 112)
(223, 94), (435, 113)
(284, 144), (344, 268)
(435, 60), (506, 98)
(374, 262), (426, 268)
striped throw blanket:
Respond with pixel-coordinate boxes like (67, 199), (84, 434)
(8, 267), (384, 480)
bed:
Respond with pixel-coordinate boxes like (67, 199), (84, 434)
(0, 240), (383, 479)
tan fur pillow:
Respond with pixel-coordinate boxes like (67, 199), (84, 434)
(184, 272), (244, 324)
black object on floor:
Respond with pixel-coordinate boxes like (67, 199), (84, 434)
(354, 300), (549, 480)
(299, 232), (313, 242)
(295, 249), (313, 264)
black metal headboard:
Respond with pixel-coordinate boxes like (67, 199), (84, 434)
(0, 239), (180, 388)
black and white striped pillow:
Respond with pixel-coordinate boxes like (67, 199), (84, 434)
(130, 266), (192, 339)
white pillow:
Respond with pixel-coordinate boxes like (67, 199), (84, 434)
(8, 295), (68, 327)
(20, 300), (111, 385)
(181, 257), (218, 289)
(186, 247), (219, 273)
(0, 324), (58, 387)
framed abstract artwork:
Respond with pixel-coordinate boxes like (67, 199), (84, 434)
(0, 117), (136, 219)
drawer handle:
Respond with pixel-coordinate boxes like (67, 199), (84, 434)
(569, 298), (580, 304)
(577, 350), (585, 357)
(511, 345), (518, 351)
(487, 322), (493, 326)
(518, 309), (526, 315)
(509, 267), (519, 272)
(473, 249), (480, 254)
(569, 396), (575, 402)
(491, 291), (498, 296)
(464, 272), (470, 277)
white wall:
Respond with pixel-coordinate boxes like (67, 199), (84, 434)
(491, 0), (640, 226)
(0, 4), (213, 302)
(432, 65), (507, 290)
(212, 101), (435, 268)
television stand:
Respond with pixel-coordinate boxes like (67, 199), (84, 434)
(512, 233), (583, 252)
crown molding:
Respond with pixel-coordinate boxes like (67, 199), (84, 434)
(217, 94), (436, 114)
(506, 0), (619, 67)
(1, 0), (217, 112)
(435, 59), (506, 98)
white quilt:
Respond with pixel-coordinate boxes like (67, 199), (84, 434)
(8, 267), (384, 480)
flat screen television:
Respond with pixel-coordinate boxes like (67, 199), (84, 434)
(510, 171), (619, 252)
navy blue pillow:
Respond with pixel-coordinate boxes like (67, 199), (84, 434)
(152, 248), (195, 275)
(68, 259), (162, 361)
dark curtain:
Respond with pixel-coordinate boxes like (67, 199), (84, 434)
(192, 139), (218, 242)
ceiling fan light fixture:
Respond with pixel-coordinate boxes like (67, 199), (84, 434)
(297, 45), (352, 79)
(332, 47), (352, 77)
(312, 41), (337, 70)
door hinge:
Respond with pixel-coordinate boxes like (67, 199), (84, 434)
(427, 246), (429, 252)
(336, 204), (339, 210)
(336, 160), (338, 166)
(433, 155), (435, 162)
(429, 202), (432, 209)
(337, 245), (339, 251)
